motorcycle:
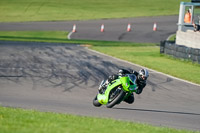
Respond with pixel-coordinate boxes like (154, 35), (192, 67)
(93, 74), (138, 108)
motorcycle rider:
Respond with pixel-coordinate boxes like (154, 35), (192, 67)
(99, 68), (149, 104)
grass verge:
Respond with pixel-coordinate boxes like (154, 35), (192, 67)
(0, 106), (197, 133)
(0, 0), (189, 22)
(91, 46), (200, 84)
(0, 31), (199, 84)
(168, 34), (176, 41)
(0, 31), (156, 46)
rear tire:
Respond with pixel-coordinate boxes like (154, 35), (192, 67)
(106, 88), (125, 108)
(93, 95), (102, 107)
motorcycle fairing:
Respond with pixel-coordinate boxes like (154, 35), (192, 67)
(97, 78), (122, 104)
(97, 76), (132, 105)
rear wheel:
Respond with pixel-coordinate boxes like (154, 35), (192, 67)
(93, 95), (102, 107)
(106, 87), (125, 108)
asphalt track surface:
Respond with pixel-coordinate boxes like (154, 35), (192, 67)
(0, 16), (178, 43)
(0, 41), (200, 131)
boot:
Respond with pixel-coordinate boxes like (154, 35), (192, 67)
(124, 93), (134, 104)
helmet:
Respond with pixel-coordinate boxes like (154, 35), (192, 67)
(138, 69), (149, 83)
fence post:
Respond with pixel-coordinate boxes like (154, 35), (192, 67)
(160, 41), (165, 54)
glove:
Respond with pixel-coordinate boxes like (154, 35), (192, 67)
(108, 74), (118, 83)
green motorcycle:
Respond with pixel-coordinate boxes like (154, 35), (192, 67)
(93, 74), (138, 108)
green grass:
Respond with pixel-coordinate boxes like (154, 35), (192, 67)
(168, 34), (176, 41)
(0, 31), (69, 43)
(0, 31), (156, 46)
(0, 106), (197, 133)
(91, 46), (200, 84)
(0, 31), (199, 84)
(0, 0), (190, 22)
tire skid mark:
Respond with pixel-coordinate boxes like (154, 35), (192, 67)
(0, 41), (124, 91)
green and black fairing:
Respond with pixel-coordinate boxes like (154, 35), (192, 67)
(97, 74), (137, 105)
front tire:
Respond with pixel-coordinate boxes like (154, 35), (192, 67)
(106, 88), (125, 108)
(93, 95), (102, 107)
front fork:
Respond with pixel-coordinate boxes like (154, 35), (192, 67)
(98, 80), (106, 90)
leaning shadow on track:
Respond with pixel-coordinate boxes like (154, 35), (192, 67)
(113, 107), (200, 116)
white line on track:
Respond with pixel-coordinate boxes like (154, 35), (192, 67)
(86, 47), (200, 87)
(67, 31), (73, 40)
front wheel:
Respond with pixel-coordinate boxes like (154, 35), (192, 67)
(93, 95), (102, 107)
(106, 87), (126, 108)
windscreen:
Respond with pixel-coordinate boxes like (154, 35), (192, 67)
(128, 74), (136, 84)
